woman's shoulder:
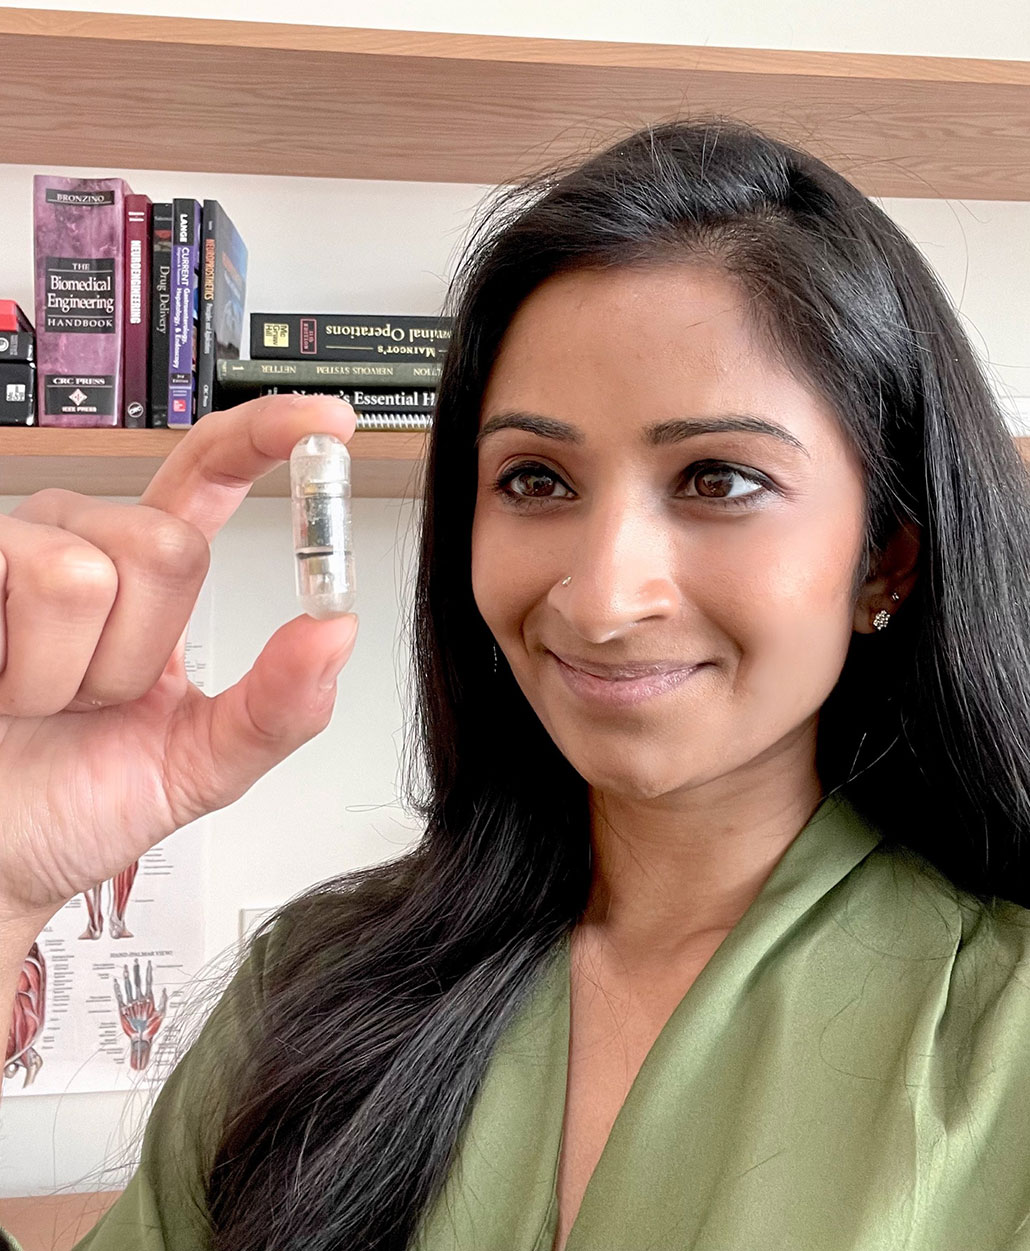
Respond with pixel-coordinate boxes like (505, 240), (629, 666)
(865, 836), (1030, 1031)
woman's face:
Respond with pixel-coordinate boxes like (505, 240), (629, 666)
(471, 263), (870, 801)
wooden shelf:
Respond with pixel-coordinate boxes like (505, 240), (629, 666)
(0, 428), (428, 499)
(1, 8), (1029, 199)
(3, 427), (1029, 501)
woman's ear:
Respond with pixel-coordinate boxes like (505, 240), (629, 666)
(853, 520), (920, 634)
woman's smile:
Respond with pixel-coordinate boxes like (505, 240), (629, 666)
(548, 651), (710, 708)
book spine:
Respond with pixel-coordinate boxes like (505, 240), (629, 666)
(220, 388), (430, 430)
(213, 382), (436, 410)
(218, 359), (443, 387)
(33, 175), (129, 427)
(167, 199), (201, 428)
(0, 361), (37, 426)
(148, 203), (173, 428)
(195, 202), (218, 420)
(0, 332), (34, 363)
(196, 201), (248, 419)
(250, 313), (452, 361)
(122, 194), (152, 428)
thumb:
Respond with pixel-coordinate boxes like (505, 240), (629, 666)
(180, 612), (359, 821)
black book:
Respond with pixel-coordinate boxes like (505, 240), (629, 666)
(148, 202), (174, 427)
(196, 201), (248, 419)
(250, 312), (452, 361)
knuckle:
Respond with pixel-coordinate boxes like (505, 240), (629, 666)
(36, 485), (82, 509)
(143, 517), (211, 580)
(39, 545), (118, 603)
(9, 486), (73, 520)
(31, 486), (74, 510)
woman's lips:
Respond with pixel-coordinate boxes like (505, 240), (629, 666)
(549, 652), (706, 707)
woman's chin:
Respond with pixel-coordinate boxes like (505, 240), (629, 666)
(565, 753), (689, 802)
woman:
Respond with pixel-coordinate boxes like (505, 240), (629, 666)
(3, 118), (1030, 1251)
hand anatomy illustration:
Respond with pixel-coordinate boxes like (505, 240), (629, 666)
(113, 959), (168, 1071)
(80, 860), (140, 940)
(4, 942), (46, 1088)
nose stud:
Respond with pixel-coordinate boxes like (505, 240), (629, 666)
(561, 576), (572, 587)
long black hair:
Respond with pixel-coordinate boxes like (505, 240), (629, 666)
(204, 118), (1030, 1249)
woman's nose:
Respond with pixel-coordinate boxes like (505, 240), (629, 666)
(548, 492), (680, 643)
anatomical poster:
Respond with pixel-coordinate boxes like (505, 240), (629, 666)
(3, 577), (212, 1097)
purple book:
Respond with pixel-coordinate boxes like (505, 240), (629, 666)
(123, 193), (152, 429)
(168, 199), (201, 428)
(33, 175), (132, 427)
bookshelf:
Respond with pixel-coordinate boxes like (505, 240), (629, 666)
(1, 8), (1029, 200)
(0, 428), (428, 499)
(1, 9), (1029, 497)
(2, 427), (1029, 499)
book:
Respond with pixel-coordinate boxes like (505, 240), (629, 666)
(148, 203), (173, 428)
(218, 358), (443, 387)
(196, 201), (248, 419)
(168, 198), (201, 428)
(0, 361), (36, 426)
(212, 382), (436, 411)
(250, 312), (452, 361)
(32, 175), (131, 427)
(122, 193), (152, 428)
(255, 387), (432, 430)
(0, 301), (34, 362)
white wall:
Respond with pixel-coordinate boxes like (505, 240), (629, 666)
(0, 13), (1029, 1198)
(2, 0), (1029, 59)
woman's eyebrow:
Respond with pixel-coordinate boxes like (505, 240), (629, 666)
(475, 411), (809, 457)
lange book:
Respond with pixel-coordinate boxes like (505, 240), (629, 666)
(196, 201), (248, 419)
(122, 193), (152, 429)
(218, 358), (443, 387)
(168, 198), (201, 428)
(148, 203), (173, 428)
(250, 313), (452, 361)
(33, 174), (131, 427)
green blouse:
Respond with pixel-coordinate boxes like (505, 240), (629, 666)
(7, 786), (1030, 1250)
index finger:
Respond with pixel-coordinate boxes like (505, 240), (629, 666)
(139, 394), (357, 541)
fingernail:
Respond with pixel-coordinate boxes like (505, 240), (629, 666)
(319, 655), (348, 690)
(318, 622), (358, 689)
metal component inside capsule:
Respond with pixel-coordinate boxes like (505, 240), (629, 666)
(289, 433), (356, 619)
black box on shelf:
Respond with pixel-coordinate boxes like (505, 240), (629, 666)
(0, 360), (37, 425)
(0, 299), (35, 363)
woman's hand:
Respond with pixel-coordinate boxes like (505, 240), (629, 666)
(0, 394), (360, 934)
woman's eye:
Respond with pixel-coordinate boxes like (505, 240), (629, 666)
(490, 460), (771, 509)
(490, 463), (571, 505)
(682, 462), (769, 505)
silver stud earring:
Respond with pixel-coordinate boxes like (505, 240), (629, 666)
(872, 591), (902, 631)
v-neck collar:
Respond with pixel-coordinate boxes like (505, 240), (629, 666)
(549, 785), (885, 1251)
(412, 785), (886, 1251)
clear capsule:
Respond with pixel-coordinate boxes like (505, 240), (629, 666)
(289, 433), (356, 619)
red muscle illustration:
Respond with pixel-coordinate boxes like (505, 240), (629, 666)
(109, 861), (139, 939)
(113, 959), (168, 1071)
(4, 942), (46, 1088)
(80, 859), (140, 940)
(80, 884), (103, 940)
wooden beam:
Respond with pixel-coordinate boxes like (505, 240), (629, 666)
(1, 8), (1028, 199)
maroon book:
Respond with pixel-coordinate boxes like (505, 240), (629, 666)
(33, 175), (132, 427)
(123, 194), (152, 428)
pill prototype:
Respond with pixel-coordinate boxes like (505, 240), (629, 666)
(290, 433), (356, 619)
